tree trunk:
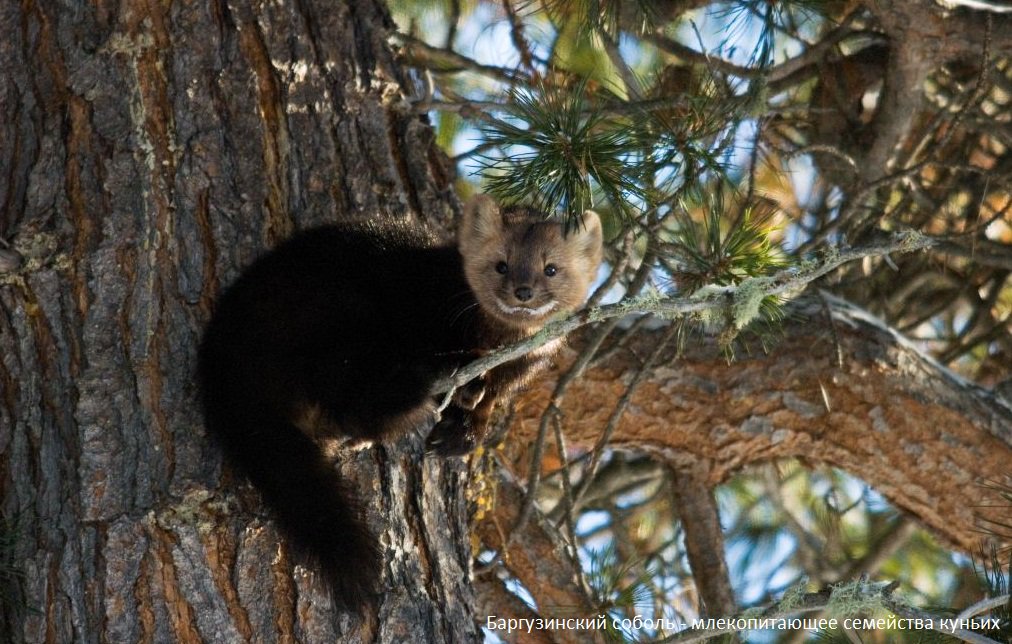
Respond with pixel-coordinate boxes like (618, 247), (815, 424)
(1, 1), (475, 641)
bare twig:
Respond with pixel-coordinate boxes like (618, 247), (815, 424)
(392, 32), (527, 84)
(647, 13), (866, 94)
(501, 0), (536, 73)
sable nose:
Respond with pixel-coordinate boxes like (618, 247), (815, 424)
(514, 286), (533, 302)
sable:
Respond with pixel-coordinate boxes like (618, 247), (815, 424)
(198, 195), (602, 609)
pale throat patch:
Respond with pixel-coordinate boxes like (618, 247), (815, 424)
(496, 300), (557, 317)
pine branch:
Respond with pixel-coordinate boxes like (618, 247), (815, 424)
(431, 232), (936, 397)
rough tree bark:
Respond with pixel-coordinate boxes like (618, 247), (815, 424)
(0, 0), (475, 642)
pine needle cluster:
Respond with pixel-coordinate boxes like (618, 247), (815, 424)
(479, 83), (647, 224)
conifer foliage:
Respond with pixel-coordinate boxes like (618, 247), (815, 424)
(394, 0), (1012, 640)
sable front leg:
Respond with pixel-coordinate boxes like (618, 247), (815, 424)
(426, 354), (552, 457)
(452, 375), (487, 410)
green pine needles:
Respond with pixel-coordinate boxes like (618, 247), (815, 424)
(477, 78), (744, 228)
(660, 187), (789, 351)
(479, 82), (647, 224)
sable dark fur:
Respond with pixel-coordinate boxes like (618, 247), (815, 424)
(198, 227), (480, 609)
(198, 199), (602, 610)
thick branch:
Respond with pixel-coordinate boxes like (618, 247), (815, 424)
(508, 294), (1012, 555)
(858, 37), (935, 186)
(473, 577), (555, 644)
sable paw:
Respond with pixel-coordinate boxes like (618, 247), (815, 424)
(452, 379), (487, 411)
(425, 406), (479, 457)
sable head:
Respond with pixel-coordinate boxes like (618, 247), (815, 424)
(458, 195), (603, 329)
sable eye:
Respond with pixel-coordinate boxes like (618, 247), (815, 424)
(544, 264), (558, 277)
(495, 261), (508, 274)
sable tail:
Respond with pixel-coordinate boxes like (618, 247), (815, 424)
(203, 403), (381, 610)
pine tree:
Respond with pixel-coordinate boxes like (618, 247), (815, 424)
(1, 0), (1009, 641)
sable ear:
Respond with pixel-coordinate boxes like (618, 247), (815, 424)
(570, 210), (604, 268)
(460, 194), (502, 247)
